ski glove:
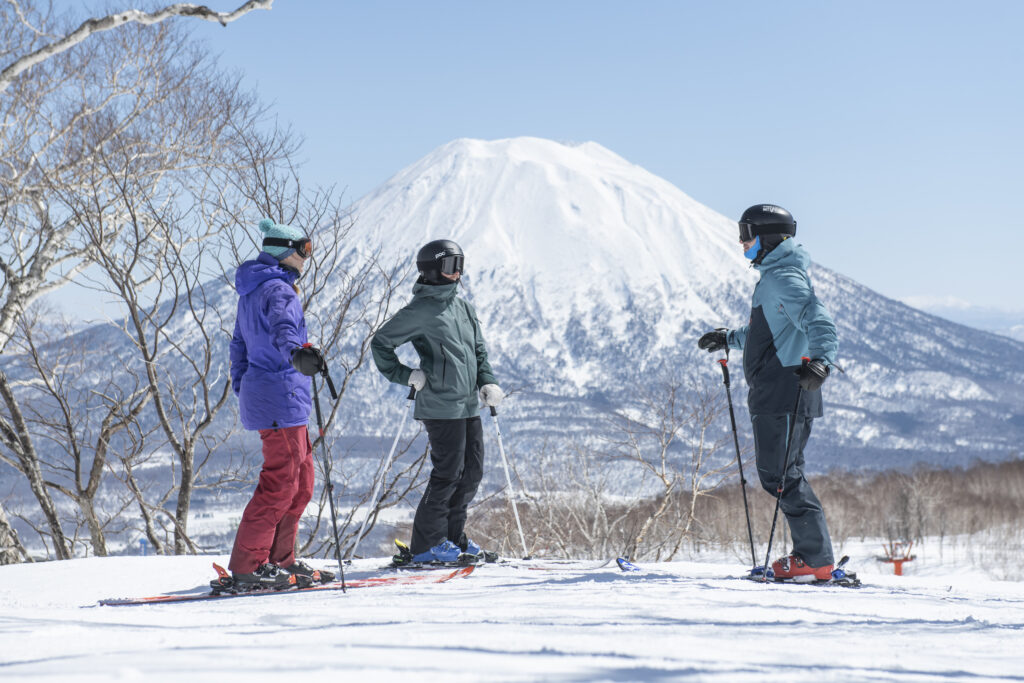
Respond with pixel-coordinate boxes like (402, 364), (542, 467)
(697, 330), (728, 353)
(795, 359), (830, 392)
(408, 369), (427, 391)
(290, 345), (326, 377)
(480, 383), (504, 407)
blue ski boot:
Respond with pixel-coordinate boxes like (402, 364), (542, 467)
(411, 539), (462, 564)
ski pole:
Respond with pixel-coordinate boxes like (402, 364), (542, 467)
(489, 406), (530, 560)
(348, 385), (417, 562)
(760, 358), (808, 583)
(311, 374), (345, 592)
(717, 352), (757, 568)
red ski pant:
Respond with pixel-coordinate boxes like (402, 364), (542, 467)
(229, 425), (314, 574)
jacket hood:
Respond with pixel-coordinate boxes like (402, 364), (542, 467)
(411, 280), (459, 304)
(235, 251), (297, 296)
(754, 238), (810, 272)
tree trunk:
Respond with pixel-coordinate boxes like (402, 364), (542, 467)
(174, 451), (194, 554)
(123, 468), (166, 555)
(0, 502), (27, 564)
(0, 373), (71, 559)
(80, 497), (107, 557)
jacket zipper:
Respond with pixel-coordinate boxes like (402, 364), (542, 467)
(441, 346), (448, 384)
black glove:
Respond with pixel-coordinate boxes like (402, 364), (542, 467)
(697, 330), (728, 353)
(290, 345), (326, 377)
(795, 359), (829, 391)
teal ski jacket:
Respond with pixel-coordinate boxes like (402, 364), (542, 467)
(371, 281), (497, 420)
(727, 238), (838, 416)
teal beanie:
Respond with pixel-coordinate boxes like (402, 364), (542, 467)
(259, 218), (304, 260)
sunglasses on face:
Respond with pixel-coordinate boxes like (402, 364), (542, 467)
(263, 236), (313, 258)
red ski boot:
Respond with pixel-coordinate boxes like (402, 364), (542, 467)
(771, 554), (834, 582)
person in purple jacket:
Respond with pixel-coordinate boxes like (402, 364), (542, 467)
(227, 218), (334, 590)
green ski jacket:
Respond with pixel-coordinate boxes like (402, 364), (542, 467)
(371, 282), (497, 420)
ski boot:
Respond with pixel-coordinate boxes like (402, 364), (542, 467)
(412, 539), (462, 564)
(771, 554), (834, 582)
(391, 538), (477, 568)
(212, 563), (307, 594)
(284, 560), (335, 584)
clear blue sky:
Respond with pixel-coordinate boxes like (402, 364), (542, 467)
(186, 1), (1023, 311)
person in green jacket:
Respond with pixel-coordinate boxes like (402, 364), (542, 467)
(371, 239), (503, 564)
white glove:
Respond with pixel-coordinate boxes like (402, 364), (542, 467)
(480, 384), (504, 407)
(408, 369), (426, 391)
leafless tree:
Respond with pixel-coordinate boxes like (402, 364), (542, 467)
(471, 376), (740, 562)
(2, 308), (149, 557)
(0, 0), (268, 562)
(603, 373), (736, 560)
(0, 501), (28, 563)
(0, 1), (272, 94)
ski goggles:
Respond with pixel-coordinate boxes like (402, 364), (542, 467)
(738, 221), (795, 242)
(438, 253), (464, 275)
(263, 236), (313, 259)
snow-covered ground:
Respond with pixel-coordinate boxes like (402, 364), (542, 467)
(2, 544), (1023, 682)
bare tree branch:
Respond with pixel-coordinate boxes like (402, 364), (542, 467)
(0, 1), (273, 93)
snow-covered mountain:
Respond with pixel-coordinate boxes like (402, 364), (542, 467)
(8, 137), (1023, 482)
(341, 137), (1024, 470)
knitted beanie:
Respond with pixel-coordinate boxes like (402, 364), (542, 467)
(259, 218), (305, 261)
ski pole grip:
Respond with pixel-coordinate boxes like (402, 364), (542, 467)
(490, 406), (497, 417)
(407, 386), (417, 400)
(717, 358), (730, 385)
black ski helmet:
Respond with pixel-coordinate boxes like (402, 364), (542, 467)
(416, 239), (464, 285)
(738, 204), (797, 242)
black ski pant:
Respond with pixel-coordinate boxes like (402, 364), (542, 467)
(410, 416), (484, 554)
(751, 413), (834, 568)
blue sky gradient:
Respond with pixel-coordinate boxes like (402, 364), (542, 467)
(181, 1), (1023, 312)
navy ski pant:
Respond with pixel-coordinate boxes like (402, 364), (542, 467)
(410, 416), (485, 554)
(751, 414), (834, 568)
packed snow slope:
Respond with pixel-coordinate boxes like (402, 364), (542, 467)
(2, 552), (1023, 682)
(343, 137), (1024, 468)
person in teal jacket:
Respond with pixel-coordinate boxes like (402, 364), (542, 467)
(699, 204), (839, 581)
(371, 239), (503, 564)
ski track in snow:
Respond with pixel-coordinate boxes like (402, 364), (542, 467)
(2, 556), (1023, 682)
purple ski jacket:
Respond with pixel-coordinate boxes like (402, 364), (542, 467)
(230, 252), (311, 431)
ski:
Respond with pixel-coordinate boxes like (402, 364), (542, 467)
(98, 563), (474, 606)
(742, 555), (862, 588)
(616, 557), (641, 572)
(514, 558), (614, 572)
(387, 540), (629, 572)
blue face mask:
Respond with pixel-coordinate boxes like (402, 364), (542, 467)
(744, 236), (761, 260)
